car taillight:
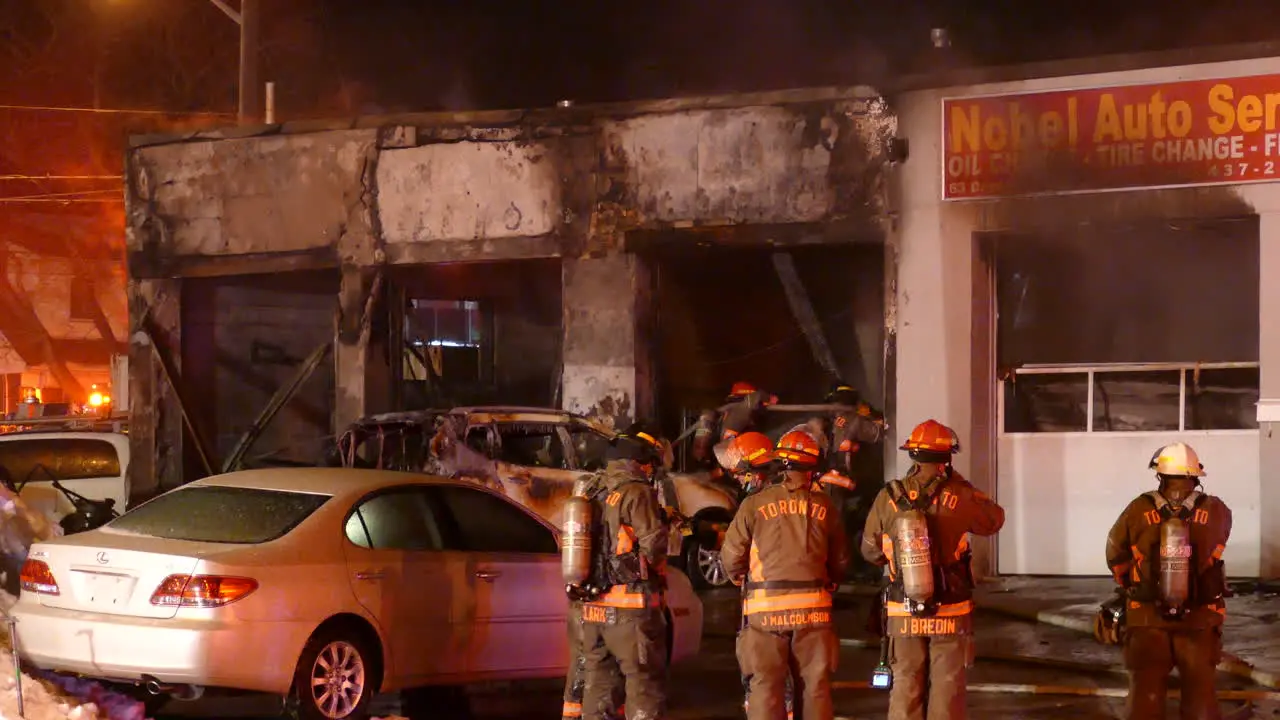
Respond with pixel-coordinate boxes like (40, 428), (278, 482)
(149, 574), (258, 608)
(19, 559), (59, 595)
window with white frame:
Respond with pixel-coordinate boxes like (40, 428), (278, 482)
(992, 218), (1259, 434)
(1002, 363), (1259, 433)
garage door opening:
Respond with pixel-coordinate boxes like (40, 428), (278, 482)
(182, 269), (339, 478)
(645, 242), (885, 443)
(992, 215), (1261, 577)
(391, 259), (562, 411)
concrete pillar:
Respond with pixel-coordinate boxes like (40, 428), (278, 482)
(560, 253), (652, 430)
(127, 278), (182, 500)
(333, 266), (387, 435)
(1259, 212), (1280, 579)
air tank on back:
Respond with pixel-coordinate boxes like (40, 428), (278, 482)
(1159, 516), (1192, 615)
(894, 510), (934, 607)
(561, 476), (597, 586)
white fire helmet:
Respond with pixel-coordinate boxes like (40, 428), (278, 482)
(1148, 442), (1205, 478)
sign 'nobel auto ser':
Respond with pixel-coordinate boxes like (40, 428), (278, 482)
(942, 74), (1280, 200)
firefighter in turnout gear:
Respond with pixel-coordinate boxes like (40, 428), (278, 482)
(562, 470), (626, 720)
(1105, 442), (1232, 720)
(862, 419), (1005, 720)
(820, 382), (886, 493)
(692, 382), (778, 474)
(577, 423), (670, 720)
(723, 428), (850, 720)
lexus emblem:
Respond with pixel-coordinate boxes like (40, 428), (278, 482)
(95, 552), (109, 565)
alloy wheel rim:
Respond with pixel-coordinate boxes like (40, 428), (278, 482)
(698, 546), (728, 586)
(310, 640), (366, 719)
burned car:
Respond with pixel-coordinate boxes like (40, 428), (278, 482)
(335, 406), (740, 588)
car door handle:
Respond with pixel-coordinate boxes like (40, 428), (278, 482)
(354, 570), (385, 580)
(475, 570), (502, 582)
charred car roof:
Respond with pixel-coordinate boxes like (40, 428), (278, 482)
(350, 406), (614, 435)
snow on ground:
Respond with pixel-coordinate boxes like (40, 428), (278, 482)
(0, 591), (151, 720)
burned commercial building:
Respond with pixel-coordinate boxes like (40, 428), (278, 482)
(123, 89), (898, 504)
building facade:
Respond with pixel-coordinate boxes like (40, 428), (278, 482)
(896, 50), (1280, 579)
(128, 47), (1280, 581)
(123, 89), (898, 503)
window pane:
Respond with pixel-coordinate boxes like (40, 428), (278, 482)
(434, 306), (467, 345)
(1004, 374), (1088, 432)
(1092, 371), (1181, 432)
(344, 513), (372, 548)
(497, 423), (566, 469)
(568, 426), (612, 471)
(1187, 367), (1259, 430)
(352, 488), (441, 551)
(106, 486), (329, 544)
(435, 485), (557, 554)
(0, 438), (121, 483)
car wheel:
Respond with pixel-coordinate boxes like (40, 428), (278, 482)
(292, 627), (377, 720)
(684, 533), (731, 590)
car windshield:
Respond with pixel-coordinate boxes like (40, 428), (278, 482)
(105, 486), (331, 544)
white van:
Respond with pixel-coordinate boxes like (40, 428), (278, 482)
(0, 431), (129, 526)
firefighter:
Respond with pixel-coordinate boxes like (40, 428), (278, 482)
(579, 423), (670, 720)
(723, 429), (849, 720)
(562, 465), (626, 720)
(715, 431), (779, 497)
(821, 381), (886, 490)
(691, 382), (778, 470)
(1106, 442), (1232, 720)
(821, 382), (887, 583)
(861, 419), (1005, 720)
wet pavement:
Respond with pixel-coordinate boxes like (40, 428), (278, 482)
(155, 585), (1280, 719)
(976, 576), (1280, 690)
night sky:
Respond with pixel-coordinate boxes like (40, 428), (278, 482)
(5, 0), (1280, 116)
(1, 0), (1279, 257)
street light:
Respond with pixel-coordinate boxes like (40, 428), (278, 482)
(206, 0), (260, 124)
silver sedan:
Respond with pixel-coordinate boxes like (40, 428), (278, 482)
(12, 467), (703, 720)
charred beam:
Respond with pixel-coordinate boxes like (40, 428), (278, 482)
(127, 247), (339, 280)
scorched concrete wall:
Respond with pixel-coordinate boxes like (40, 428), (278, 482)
(126, 90), (895, 430)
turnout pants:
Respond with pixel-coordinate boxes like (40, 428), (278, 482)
(564, 602), (624, 720)
(737, 624), (837, 720)
(1124, 625), (1223, 720)
(581, 607), (668, 720)
(887, 635), (972, 720)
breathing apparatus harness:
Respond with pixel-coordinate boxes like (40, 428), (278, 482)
(1145, 484), (1207, 621)
(1095, 478), (1220, 645)
(564, 472), (612, 602)
(886, 466), (952, 618)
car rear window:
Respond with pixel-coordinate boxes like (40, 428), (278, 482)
(0, 438), (121, 484)
(105, 486), (331, 544)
